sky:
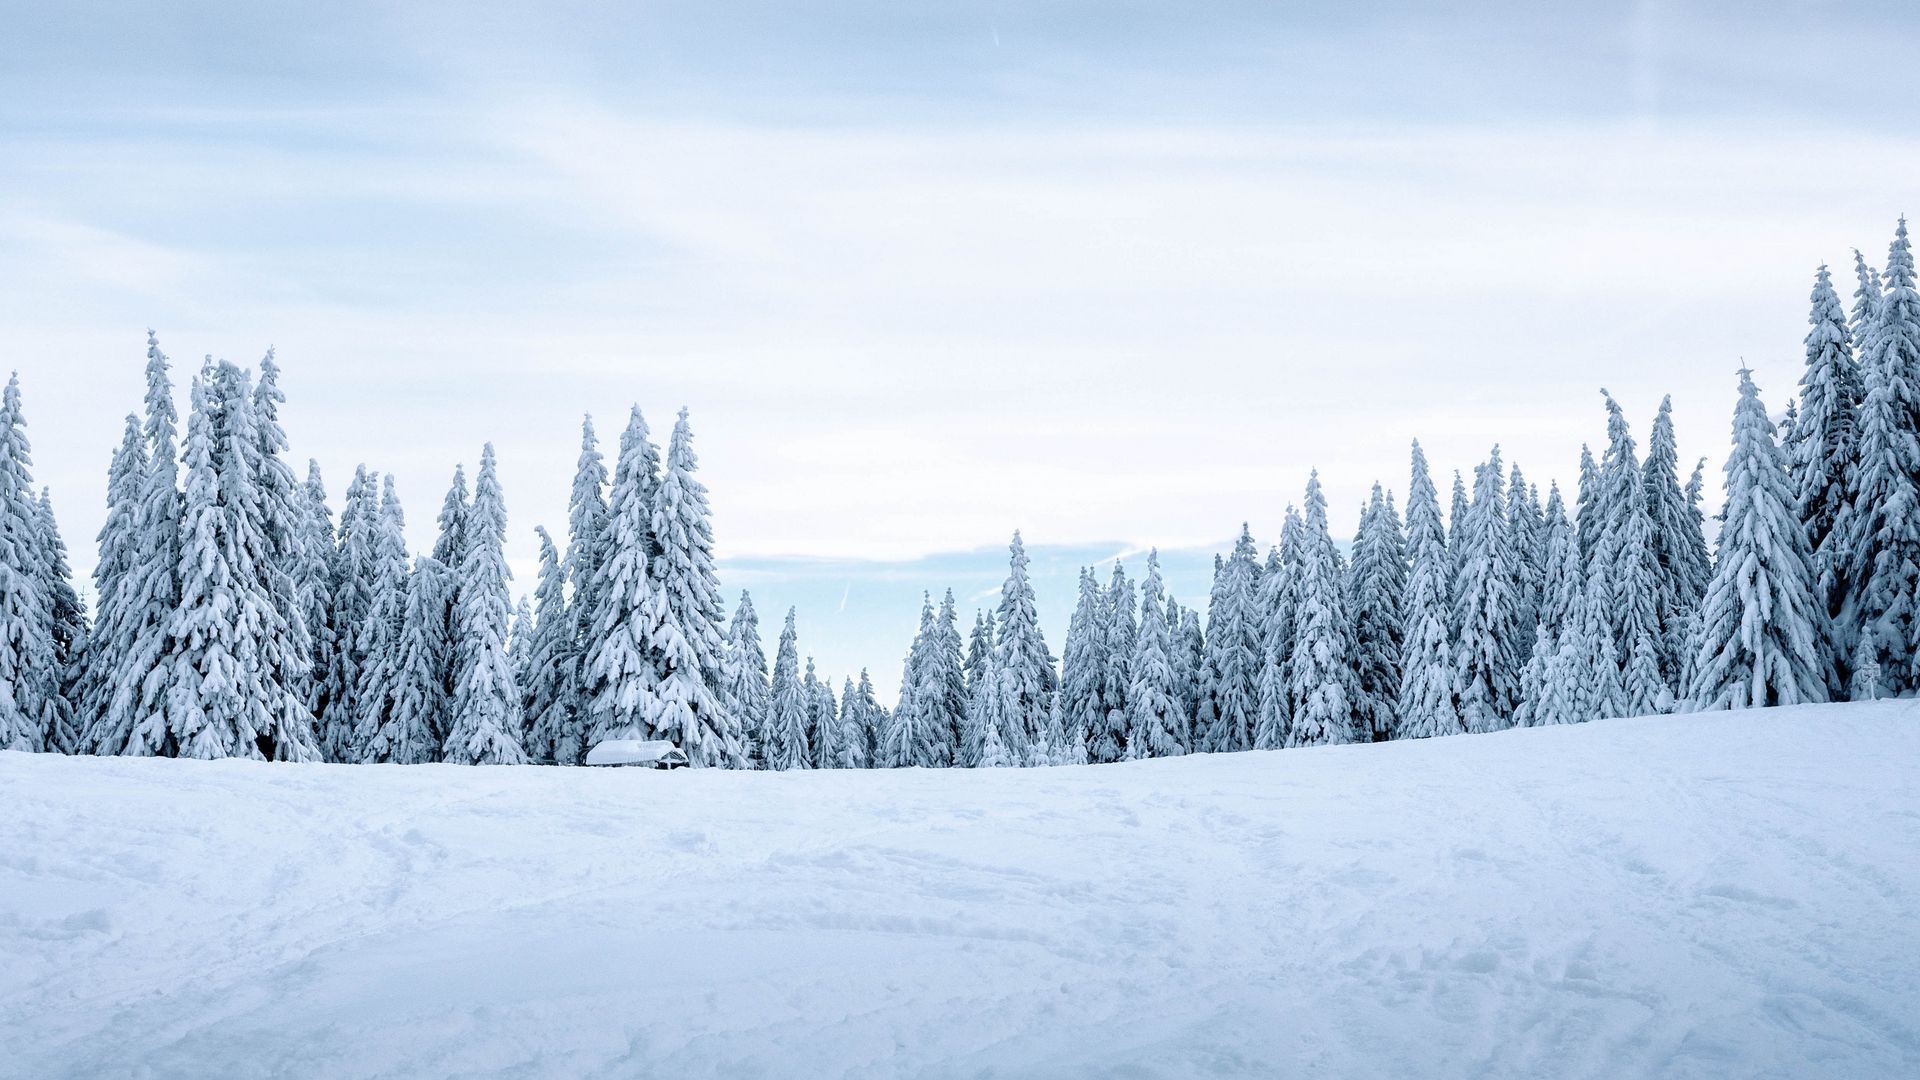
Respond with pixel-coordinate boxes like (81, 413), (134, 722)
(2, 0), (1917, 696)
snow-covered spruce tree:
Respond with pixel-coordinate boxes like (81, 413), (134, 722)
(351, 475), (412, 761)
(1452, 448), (1521, 732)
(1348, 484), (1406, 741)
(1836, 221), (1920, 696)
(1397, 440), (1463, 739)
(157, 367), (321, 761)
(1542, 560), (1624, 725)
(521, 527), (577, 765)
(74, 414), (145, 749)
(722, 591), (772, 767)
(1535, 484), (1579, 641)
(1608, 464), (1669, 715)
(1178, 605), (1206, 734)
(1511, 620), (1554, 727)
(835, 676), (868, 769)
(565, 417), (612, 745)
(1783, 270), (1862, 694)
(1287, 473), (1358, 746)
(887, 595), (933, 768)
(1252, 512), (1300, 751)
(1060, 568), (1112, 762)
(1100, 562), (1134, 760)
(249, 353), (314, 730)
(1124, 550), (1185, 758)
(976, 698), (1014, 768)
(582, 410), (665, 746)
(1686, 370), (1832, 709)
(853, 669), (884, 766)
(0, 375), (56, 751)
(443, 445), (527, 764)
(319, 465), (378, 760)
(992, 531), (1054, 757)
(612, 404), (663, 520)
(1504, 464), (1543, 670)
(964, 609), (994, 694)
(212, 362), (315, 760)
(803, 657), (835, 768)
(1574, 444), (1602, 566)
(1200, 526), (1261, 753)
(1786, 265), (1862, 591)
(763, 608), (810, 770)
(1850, 248), (1884, 360)
(431, 464), (468, 568)
(1644, 395), (1712, 683)
(927, 589), (968, 765)
(296, 461), (337, 726)
(101, 337), (184, 757)
(33, 490), (84, 753)
(371, 556), (453, 763)
(1447, 470), (1471, 604)
(647, 409), (741, 767)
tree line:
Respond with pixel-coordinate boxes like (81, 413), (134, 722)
(1, 217), (1914, 766)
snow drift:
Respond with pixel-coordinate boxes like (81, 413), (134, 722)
(3, 701), (1917, 1079)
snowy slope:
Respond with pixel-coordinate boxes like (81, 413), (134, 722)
(3, 702), (1917, 1080)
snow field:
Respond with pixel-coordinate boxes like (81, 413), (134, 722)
(3, 700), (1917, 1079)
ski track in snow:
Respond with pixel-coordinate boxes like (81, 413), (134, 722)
(3, 701), (1918, 1079)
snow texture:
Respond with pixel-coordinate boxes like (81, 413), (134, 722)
(4, 700), (1916, 1079)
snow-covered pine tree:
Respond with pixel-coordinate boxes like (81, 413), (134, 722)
(102, 337), (184, 757)
(1836, 221), (1920, 695)
(510, 596), (534, 707)
(33, 490), (84, 752)
(1060, 568), (1110, 762)
(351, 475), (412, 761)
(764, 608), (810, 770)
(965, 609), (995, 694)
(976, 699), (1014, 767)
(1286, 473), (1358, 746)
(1100, 562), (1134, 760)
(431, 464), (468, 568)
(959, 607), (997, 765)
(1511, 620), (1554, 728)
(249, 353), (314, 731)
(1349, 484), (1406, 741)
(1609, 464), (1668, 715)
(1124, 550), (1185, 758)
(522, 527), (577, 765)
(803, 657), (834, 767)
(1200, 525), (1261, 753)
(1397, 440), (1462, 739)
(582, 409), (665, 746)
(296, 461), (336, 726)
(887, 595), (932, 768)
(1179, 606), (1205, 734)
(992, 532), (1054, 756)
(1535, 484), (1579, 641)
(1643, 395), (1712, 684)
(320, 465), (379, 760)
(926, 589), (968, 765)
(834, 676), (868, 769)
(1252, 513), (1300, 751)
(853, 668), (883, 766)
(1574, 444), (1602, 566)
(372, 556), (453, 763)
(0, 375), (56, 752)
(647, 409), (740, 766)
(565, 417), (612, 745)
(443, 445), (527, 764)
(1783, 270), (1862, 694)
(1453, 448), (1521, 732)
(1504, 464), (1543, 669)
(1687, 370), (1831, 709)
(722, 591), (772, 767)
(1448, 470), (1471, 605)
(75, 414), (145, 749)
(1850, 248), (1884, 357)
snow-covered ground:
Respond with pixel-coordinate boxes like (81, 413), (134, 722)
(3, 702), (1917, 1079)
